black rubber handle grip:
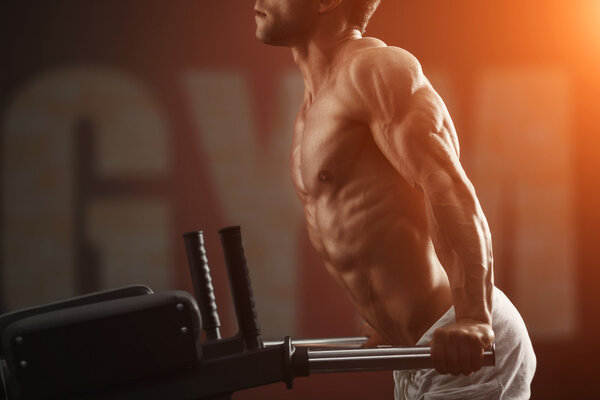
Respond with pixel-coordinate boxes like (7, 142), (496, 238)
(218, 226), (263, 350)
(183, 230), (222, 340)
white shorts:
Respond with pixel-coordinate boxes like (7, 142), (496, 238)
(394, 287), (536, 400)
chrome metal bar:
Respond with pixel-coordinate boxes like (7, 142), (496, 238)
(309, 346), (431, 359)
(308, 345), (495, 373)
(264, 336), (368, 349)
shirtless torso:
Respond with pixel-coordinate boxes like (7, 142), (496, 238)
(255, 0), (495, 376)
(290, 38), (454, 345)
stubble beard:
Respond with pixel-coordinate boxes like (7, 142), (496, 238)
(255, 14), (314, 47)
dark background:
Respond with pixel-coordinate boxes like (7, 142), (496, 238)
(2, 1), (600, 398)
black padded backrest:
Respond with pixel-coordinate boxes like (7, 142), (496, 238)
(1, 290), (201, 399)
(0, 284), (153, 346)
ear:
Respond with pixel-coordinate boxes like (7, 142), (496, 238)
(318, 0), (343, 13)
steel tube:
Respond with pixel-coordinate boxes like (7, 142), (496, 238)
(309, 346), (431, 358)
(267, 337), (495, 373)
(264, 336), (368, 349)
(307, 345), (495, 373)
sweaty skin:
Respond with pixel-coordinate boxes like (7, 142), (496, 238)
(256, 0), (494, 376)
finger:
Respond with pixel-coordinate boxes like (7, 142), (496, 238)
(447, 332), (460, 376)
(431, 334), (447, 374)
(470, 340), (484, 373)
(458, 337), (472, 376)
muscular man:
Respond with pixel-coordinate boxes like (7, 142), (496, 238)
(254, 0), (536, 398)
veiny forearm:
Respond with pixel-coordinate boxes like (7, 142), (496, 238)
(425, 171), (493, 325)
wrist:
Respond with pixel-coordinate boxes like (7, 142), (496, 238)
(451, 288), (493, 325)
(453, 303), (492, 325)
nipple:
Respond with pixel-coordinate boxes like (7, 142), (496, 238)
(318, 170), (333, 183)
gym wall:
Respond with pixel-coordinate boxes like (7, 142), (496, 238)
(1, 1), (599, 399)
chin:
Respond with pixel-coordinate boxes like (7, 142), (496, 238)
(255, 29), (270, 44)
(255, 29), (291, 47)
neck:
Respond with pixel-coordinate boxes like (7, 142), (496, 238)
(291, 27), (362, 104)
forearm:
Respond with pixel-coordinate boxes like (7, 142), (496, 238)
(425, 172), (493, 324)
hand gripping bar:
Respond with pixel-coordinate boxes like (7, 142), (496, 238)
(268, 336), (495, 373)
(306, 343), (495, 373)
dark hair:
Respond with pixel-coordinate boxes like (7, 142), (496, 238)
(346, 0), (381, 34)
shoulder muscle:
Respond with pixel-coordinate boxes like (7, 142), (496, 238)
(338, 46), (426, 123)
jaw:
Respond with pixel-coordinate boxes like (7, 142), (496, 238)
(254, 5), (317, 47)
(256, 26), (300, 47)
